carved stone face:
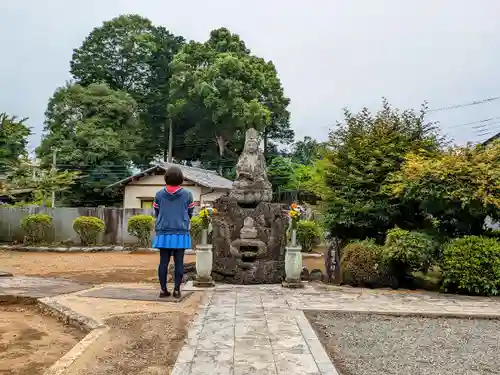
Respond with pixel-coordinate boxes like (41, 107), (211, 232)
(245, 139), (258, 153)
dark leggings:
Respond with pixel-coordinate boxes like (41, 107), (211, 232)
(158, 248), (185, 291)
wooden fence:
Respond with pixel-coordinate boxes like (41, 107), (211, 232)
(0, 207), (155, 245)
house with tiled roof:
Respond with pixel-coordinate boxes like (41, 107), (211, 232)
(482, 132), (499, 146)
(107, 163), (232, 209)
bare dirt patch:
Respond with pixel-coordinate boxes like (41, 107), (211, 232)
(72, 293), (202, 375)
(306, 311), (500, 375)
(0, 250), (325, 284)
(0, 305), (85, 375)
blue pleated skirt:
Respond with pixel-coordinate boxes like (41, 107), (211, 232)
(152, 234), (192, 249)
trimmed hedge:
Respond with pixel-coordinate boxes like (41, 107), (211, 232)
(442, 236), (500, 296)
(127, 215), (154, 247)
(190, 216), (203, 248)
(73, 216), (105, 245)
(296, 220), (322, 252)
(20, 214), (53, 244)
(383, 228), (437, 280)
(340, 239), (396, 288)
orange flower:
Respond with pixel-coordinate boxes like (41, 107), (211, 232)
(291, 203), (297, 209)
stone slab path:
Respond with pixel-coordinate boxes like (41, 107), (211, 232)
(0, 276), (91, 298)
(79, 286), (193, 302)
(173, 283), (500, 375)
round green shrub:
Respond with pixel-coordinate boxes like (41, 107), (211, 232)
(190, 216), (203, 248)
(296, 220), (322, 252)
(383, 228), (437, 278)
(127, 215), (154, 247)
(20, 214), (53, 244)
(442, 236), (500, 296)
(73, 216), (105, 246)
(340, 239), (395, 288)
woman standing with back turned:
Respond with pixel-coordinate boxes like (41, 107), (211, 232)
(152, 165), (195, 298)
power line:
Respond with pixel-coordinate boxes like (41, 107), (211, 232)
(428, 96), (500, 113)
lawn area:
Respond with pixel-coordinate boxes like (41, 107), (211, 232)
(0, 251), (325, 284)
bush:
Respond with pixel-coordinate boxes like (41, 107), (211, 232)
(20, 214), (53, 244)
(73, 216), (105, 245)
(383, 229), (438, 281)
(127, 215), (154, 247)
(442, 236), (500, 296)
(190, 216), (203, 248)
(340, 239), (395, 288)
(297, 220), (322, 252)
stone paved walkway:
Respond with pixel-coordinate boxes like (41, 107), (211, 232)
(173, 283), (500, 375)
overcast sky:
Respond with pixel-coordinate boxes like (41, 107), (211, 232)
(1, 0), (500, 152)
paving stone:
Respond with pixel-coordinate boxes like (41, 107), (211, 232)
(0, 276), (91, 298)
(172, 283), (500, 375)
(79, 287), (193, 302)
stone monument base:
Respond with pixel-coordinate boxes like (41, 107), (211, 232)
(212, 259), (285, 285)
(282, 280), (304, 288)
(193, 277), (215, 288)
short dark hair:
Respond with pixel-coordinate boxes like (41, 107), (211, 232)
(164, 165), (184, 186)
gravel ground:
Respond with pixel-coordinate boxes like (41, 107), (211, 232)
(306, 311), (500, 375)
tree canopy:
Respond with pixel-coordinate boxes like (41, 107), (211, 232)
(168, 27), (292, 173)
(386, 140), (500, 236)
(70, 14), (185, 166)
(322, 99), (444, 241)
(0, 113), (31, 171)
(36, 82), (140, 206)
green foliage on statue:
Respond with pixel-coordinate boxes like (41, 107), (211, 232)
(36, 82), (140, 206)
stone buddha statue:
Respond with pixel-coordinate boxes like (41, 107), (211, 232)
(230, 128), (272, 204)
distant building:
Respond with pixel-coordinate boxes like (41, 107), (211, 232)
(107, 163), (233, 209)
(482, 132), (499, 146)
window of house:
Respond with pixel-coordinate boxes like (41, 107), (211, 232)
(141, 200), (154, 209)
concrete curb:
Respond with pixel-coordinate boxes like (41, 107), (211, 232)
(295, 311), (340, 375)
(37, 297), (108, 375)
(302, 308), (500, 320)
(43, 327), (109, 375)
(1, 290), (109, 375)
(0, 244), (196, 255)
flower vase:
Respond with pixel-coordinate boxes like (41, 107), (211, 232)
(194, 228), (214, 287)
(283, 228), (304, 288)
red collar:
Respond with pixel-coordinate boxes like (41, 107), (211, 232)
(165, 185), (182, 194)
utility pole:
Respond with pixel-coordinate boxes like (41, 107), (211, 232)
(167, 118), (173, 163)
(51, 147), (57, 208)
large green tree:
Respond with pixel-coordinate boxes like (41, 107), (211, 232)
(386, 140), (500, 236)
(169, 28), (292, 172)
(36, 83), (140, 206)
(323, 99), (444, 241)
(0, 113), (31, 171)
(70, 14), (185, 166)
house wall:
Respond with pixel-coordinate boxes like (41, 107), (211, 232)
(123, 174), (227, 208)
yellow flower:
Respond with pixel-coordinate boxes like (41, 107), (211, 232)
(213, 208), (217, 214)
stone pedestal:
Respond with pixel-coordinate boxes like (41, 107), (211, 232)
(194, 243), (215, 288)
(283, 245), (304, 288)
(211, 196), (288, 284)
